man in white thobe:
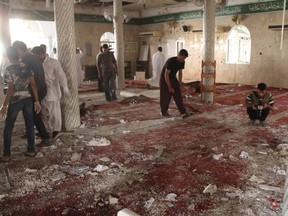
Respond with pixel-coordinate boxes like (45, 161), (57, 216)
(33, 45), (70, 139)
(147, 46), (165, 88)
(76, 48), (84, 87)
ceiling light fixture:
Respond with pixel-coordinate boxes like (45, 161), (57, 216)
(103, 10), (132, 23)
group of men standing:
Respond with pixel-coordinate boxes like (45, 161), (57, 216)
(0, 41), (69, 162)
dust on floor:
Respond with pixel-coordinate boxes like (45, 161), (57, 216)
(0, 84), (287, 216)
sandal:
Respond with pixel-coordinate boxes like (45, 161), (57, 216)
(0, 156), (11, 163)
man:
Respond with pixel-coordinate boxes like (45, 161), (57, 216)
(0, 46), (41, 162)
(32, 45), (70, 139)
(12, 40), (51, 147)
(76, 48), (84, 87)
(147, 46), (165, 88)
(245, 82), (274, 125)
(159, 49), (192, 119)
(96, 46), (103, 92)
(98, 44), (118, 101)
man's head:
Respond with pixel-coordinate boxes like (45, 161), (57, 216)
(53, 48), (57, 54)
(31, 46), (46, 63)
(102, 44), (109, 53)
(257, 82), (267, 97)
(6, 46), (19, 63)
(158, 47), (162, 52)
(177, 49), (188, 62)
(40, 44), (47, 54)
(12, 40), (28, 59)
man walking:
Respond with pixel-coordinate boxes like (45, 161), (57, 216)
(159, 49), (192, 119)
(12, 40), (51, 147)
(98, 44), (118, 101)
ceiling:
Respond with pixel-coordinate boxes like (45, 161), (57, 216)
(7, 0), (268, 17)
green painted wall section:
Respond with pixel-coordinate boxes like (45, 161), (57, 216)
(10, 0), (286, 25)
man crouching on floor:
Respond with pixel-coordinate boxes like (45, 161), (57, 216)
(245, 82), (274, 125)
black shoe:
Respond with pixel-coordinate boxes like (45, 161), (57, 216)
(182, 113), (193, 119)
(161, 113), (171, 118)
(52, 131), (61, 139)
(36, 141), (52, 148)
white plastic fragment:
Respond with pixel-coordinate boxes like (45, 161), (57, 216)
(118, 208), (140, 216)
(86, 137), (111, 146)
(276, 170), (286, 176)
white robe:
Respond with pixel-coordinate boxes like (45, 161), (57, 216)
(148, 51), (165, 87)
(76, 53), (84, 86)
(42, 57), (69, 132)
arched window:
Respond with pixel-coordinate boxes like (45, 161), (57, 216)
(226, 24), (251, 64)
(176, 37), (185, 55)
(100, 32), (115, 52)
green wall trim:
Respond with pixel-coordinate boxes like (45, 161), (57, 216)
(10, 0), (285, 25)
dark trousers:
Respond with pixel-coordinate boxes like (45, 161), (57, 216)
(98, 77), (104, 92)
(103, 72), (117, 101)
(160, 78), (186, 115)
(33, 89), (50, 141)
(3, 98), (35, 156)
(247, 107), (270, 122)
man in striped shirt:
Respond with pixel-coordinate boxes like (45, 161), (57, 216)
(245, 83), (274, 125)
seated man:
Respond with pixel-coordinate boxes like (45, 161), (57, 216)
(245, 83), (274, 125)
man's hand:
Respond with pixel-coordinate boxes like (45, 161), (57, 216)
(0, 105), (7, 119)
(63, 90), (70, 98)
(168, 87), (175, 94)
(34, 102), (41, 114)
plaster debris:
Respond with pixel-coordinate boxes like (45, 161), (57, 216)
(70, 152), (81, 161)
(99, 157), (111, 162)
(79, 123), (86, 128)
(164, 193), (177, 202)
(257, 184), (284, 193)
(239, 151), (249, 159)
(249, 175), (265, 184)
(122, 130), (132, 134)
(203, 184), (218, 195)
(120, 119), (127, 124)
(24, 168), (37, 174)
(212, 153), (223, 160)
(50, 172), (66, 182)
(229, 155), (239, 162)
(94, 165), (109, 172)
(144, 197), (155, 209)
(86, 137), (111, 146)
(109, 195), (119, 205)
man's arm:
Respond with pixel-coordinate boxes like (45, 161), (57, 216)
(164, 69), (174, 93)
(29, 76), (41, 114)
(55, 61), (70, 97)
